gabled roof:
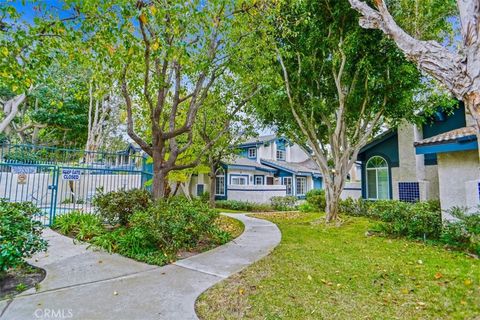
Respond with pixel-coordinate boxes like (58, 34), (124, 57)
(260, 158), (321, 176)
(223, 156), (277, 172)
(414, 126), (476, 146)
(358, 129), (396, 155)
(237, 135), (291, 148)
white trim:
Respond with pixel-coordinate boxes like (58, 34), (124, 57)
(366, 156), (389, 200)
(215, 175), (225, 196)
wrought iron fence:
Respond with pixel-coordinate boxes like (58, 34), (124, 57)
(0, 143), (153, 225)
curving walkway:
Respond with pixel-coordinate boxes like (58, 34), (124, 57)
(0, 214), (281, 320)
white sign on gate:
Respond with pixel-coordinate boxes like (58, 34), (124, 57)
(10, 166), (37, 174)
(62, 169), (81, 181)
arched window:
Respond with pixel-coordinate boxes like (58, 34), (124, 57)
(215, 168), (225, 196)
(366, 156), (389, 200)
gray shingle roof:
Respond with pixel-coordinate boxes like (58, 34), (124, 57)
(260, 158), (321, 176)
(414, 126), (476, 146)
(238, 135), (277, 146)
(223, 156), (277, 172)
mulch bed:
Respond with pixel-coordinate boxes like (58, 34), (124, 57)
(0, 264), (46, 300)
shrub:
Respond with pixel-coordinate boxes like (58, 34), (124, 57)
(53, 211), (105, 241)
(91, 197), (231, 263)
(339, 198), (442, 240)
(440, 207), (480, 255)
(133, 197), (228, 252)
(215, 200), (273, 212)
(199, 191), (210, 203)
(299, 202), (316, 213)
(305, 189), (326, 211)
(93, 188), (152, 226)
(339, 198), (370, 217)
(374, 201), (442, 239)
(0, 201), (48, 272)
(270, 196), (297, 211)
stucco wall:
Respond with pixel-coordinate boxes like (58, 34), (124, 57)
(341, 182), (361, 199)
(288, 144), (309, 163)
(438, 150), (480, 219)
(227, 185), (286, 203)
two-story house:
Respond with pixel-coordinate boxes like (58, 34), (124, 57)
(190, 135), (323, 203)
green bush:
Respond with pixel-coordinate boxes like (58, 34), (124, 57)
(215, 200), (273, 212)
(199, 191), (210, 203)
(374, 201), (442, 239)
(53, 211), (105, 241)
(92, 188), (152, 226)
(298, 202), (316, 213)
(0, 201), (48, 272)
(90, 197), (231, 265)
(270, 196), (297, 211)
(132, 197), (229, 252)
(305, 189), (326, 211)
(339, 198), (442, 240)
(440, 207), (480, 255)
(339, 198), (371, 217)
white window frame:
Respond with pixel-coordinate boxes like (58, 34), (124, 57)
(366, 156), (390, 200)
(296, 177), (307, 196)
(254, 175), (264, 185)
(215, 175), (225, 196)
(283, 177), (293, 195)
(276, 150), (286, 161)
(248, 147), (257, 158)
(231, 176), (248, 186)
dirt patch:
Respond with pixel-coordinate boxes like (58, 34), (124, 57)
(0, 264), (45, 300)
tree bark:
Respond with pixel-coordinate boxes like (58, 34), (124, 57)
(0, 94), (26, 133)
(208, 161), (217, 208)
(349, 0), (480, 157)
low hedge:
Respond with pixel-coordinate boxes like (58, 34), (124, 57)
(215, 200), (273, 212)
(340, 198), (479, 255)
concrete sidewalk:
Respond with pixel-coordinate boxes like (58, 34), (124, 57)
(0, 214), (281, 320)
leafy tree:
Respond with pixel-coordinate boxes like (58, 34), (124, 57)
(349, 0), (480, 157)
(59, 0), (265, 199)
(0, 3), (75, 135)
(254, 0), (434, 222)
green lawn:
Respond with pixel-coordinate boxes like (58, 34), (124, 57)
(196, 212), (480, 319)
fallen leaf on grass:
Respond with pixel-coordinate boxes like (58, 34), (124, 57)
(434, 272), (443, 279)
(464, 279), (473, 286)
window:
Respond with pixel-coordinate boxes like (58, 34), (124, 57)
(248, 148), (257, 158)
(266, 177), (274, 185)
(231, 176), (247, 185)
(196, 184), (204, 196)
(276, 150), (285, 161)
(254, 175), (264, 185)
(366, 156), (389, 200)
(283, 177), (293, 195)
(296, 177), (307, 196)
(215, 176), (225, 196)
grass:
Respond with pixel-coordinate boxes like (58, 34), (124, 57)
(196, 212), (480, 320)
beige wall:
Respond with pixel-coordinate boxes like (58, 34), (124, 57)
(438, 150), (480, 219)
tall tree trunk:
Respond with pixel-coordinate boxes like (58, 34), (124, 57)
(464, 92), (480, 159)
(152, 149), (167, 200)
(208, 162), (217, 208)
(324, 172), (344, 223)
